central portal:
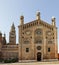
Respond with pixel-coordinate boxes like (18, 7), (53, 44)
(37, 52), (41, 61)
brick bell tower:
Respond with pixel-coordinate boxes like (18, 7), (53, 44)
(9, 23), (16, 45)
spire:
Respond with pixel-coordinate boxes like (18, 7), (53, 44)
(9, 22), (16, 45)
(12, 22), (15, 28)
(11, 22), (15, 32)
(51, 16), (56, 27)
(36, 11), (40, 20)
(20, 15), (24, 25)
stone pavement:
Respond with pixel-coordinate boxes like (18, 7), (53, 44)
(0, 61), (59, 65)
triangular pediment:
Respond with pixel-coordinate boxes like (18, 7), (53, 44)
(22, 19), (54, 30)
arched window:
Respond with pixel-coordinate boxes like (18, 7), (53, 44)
(48, 41), (52, 44)
(35, 40), (42, 44)
(24, 40), (29, 44)
(26, 48), (29, 52)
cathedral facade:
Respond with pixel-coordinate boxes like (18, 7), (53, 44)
(18, 12), (58, 61)
(0, 11), (58, 61)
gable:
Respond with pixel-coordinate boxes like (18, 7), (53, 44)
(21, 19), (54, 30)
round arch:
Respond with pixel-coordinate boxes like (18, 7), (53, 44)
(37, 52), (41, 61)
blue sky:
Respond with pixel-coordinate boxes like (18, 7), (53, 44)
(0, 0), (59, 52)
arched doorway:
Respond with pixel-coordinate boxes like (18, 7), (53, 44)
(37, 52), (41, 61)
